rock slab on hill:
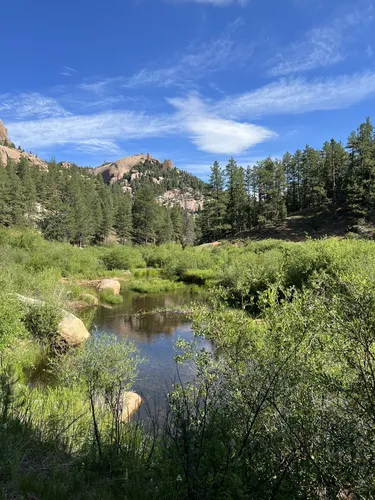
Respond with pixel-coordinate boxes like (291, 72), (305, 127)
(94, 153), (174, 184)
(0, 145), (49, 169)
(96, 279), (121, 295)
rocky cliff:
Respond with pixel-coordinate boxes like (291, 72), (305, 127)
(0, 120), (10, 144)
(0, 145), (49, 169)
(94, 153), (174, 184)
(0, 119), (49, 169)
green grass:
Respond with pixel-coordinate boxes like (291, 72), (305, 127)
(127, 278), (185, 293)
(99, 290), (124, 304)
(181, 268), (217, 284)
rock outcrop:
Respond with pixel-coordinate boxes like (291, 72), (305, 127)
(60, 161), (73, 169)
(162, 159), (174, 170)
(0, 145), (49, 169)
(96, 279), (121, 296)
(94, 153), (174, 184)
(0, 119), (49, 169)
(158, 188), (204, 213)
(0, 120), (10, 144)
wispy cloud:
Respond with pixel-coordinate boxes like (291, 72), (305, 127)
(123, 20), (252, 89)
(268, 2), (375, 76)
(78, 78), (119, 94)
(174, 0), (247, 5)
(168, 94), (276, 154)
(0, 93), (70, 120)
(60, 66), (78, 77)
(7, 111), (176, 154)
(214, 71), (375, 119)
(269, 27), (344, 77)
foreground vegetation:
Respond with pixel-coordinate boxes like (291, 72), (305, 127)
(3, 227), (375, 497)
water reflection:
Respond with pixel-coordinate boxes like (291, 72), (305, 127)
(91, 287), (210, 416)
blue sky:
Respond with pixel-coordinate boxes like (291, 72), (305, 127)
(1, 0), (375, 178)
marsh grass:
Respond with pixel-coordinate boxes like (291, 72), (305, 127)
(99, 290), (124, 305)
(126, 278), (184, 293)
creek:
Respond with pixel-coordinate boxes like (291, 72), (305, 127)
(90, 287), (211, 418)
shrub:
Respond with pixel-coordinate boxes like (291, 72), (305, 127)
(102, 246), (146, 271)
(23, 304), (61, 347)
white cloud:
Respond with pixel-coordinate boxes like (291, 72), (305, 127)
(268, 3), (375, 76)
(7, 111), (176, 153)
(168, 95), (276, 154)
(215, 72), (375, 119)
(0, 93), (70, 120)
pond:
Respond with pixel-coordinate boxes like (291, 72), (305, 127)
(90, 287), (210, 419)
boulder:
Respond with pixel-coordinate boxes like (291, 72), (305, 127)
(80, 293), (99, 307)
(120, 392), (142, 421)
(58, 313), (90, 346)
(97, 279), (121, 296)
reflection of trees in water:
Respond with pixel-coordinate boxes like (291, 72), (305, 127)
(93, 289), (204, 344)
(106, 313), (186, 344)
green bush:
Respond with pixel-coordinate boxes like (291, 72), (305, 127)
(23, 304), (61, 346)
(101, 246), (146, 271)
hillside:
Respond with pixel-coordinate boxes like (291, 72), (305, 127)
(0, 118), (203, 246)
(94, 153), (205, 213)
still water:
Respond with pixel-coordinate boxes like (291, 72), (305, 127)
(90, 287), (210, 418)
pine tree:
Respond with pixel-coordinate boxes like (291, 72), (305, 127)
(170, 206), (183, 243)
(182, 211), (196, 247)
(200, 161), (228, 241)
(225, 158), (247, 236)
(115, 194), (133, 244)
(132, 185), (158, 243)
(322, 139), (348, 215)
